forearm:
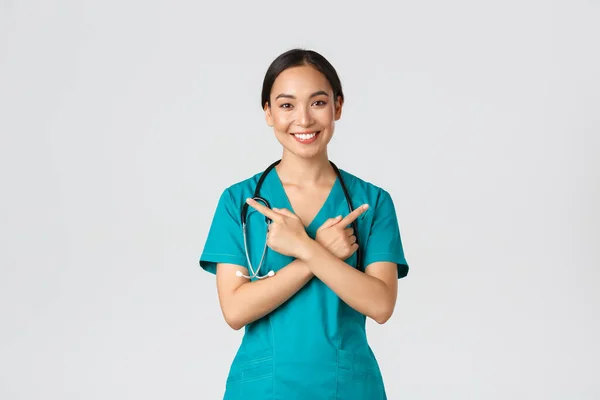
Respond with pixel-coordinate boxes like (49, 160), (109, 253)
(299, 239), (394, 323)
(227, 260), (313, 329)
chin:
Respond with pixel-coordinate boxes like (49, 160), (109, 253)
(289, 146), (327, 160)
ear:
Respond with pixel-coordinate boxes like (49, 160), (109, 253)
(334, 96), (343, 121)
(264, 102), (274, 126)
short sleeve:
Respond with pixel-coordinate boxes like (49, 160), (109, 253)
(363, 190), (409, 279)
(199, 188), (249, 275)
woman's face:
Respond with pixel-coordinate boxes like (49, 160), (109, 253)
(264, 65), (343, 160)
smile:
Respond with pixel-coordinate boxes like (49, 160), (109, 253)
(291, 131), (320, 144)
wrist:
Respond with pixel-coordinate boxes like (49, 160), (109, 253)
(296, 236), (320, 262)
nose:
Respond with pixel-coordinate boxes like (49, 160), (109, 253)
(296, 104), (314, 127)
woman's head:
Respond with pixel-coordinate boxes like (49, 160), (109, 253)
(261, 49), (344, 109)
(261, 49), (344, 160)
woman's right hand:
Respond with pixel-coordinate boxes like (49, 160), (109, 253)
(245, 198), (311, 259)
(315, 204), (369, 260)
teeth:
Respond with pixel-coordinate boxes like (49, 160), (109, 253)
(294, 132), (317, 140)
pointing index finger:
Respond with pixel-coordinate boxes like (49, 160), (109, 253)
(245, 198), (281, 221)
(340, 204), (369, 227)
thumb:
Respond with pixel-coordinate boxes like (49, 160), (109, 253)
(318, 215), (342, 230)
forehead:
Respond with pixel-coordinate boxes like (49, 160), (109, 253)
(271, 65), (332, 96)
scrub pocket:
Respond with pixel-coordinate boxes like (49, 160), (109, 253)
(336, 349), (386, 400)
(224, 355), (274, 399)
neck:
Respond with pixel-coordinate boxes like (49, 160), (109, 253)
(276, 150), (335, 186)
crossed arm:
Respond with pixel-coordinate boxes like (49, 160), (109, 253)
(217, 258), (397, 331)
(216, 202), (398, 330)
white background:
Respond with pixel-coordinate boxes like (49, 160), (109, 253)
(1, 0), (599, 398)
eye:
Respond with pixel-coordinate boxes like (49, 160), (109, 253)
(313, 100), (327, 106)
(279, 103), (293, 109)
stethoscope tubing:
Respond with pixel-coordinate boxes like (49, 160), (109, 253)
(238, 160), (360, 280)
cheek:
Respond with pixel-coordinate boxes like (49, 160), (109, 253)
(271, 112), (292, 131)
(317, 108), (335, 125)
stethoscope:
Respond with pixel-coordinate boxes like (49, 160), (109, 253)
(236, 159), (361, 279)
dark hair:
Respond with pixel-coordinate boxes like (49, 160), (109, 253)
(261, 48), (344, 109)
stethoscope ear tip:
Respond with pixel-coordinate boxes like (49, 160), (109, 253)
(267, 270), (275, 277)
(235, 271), (243, 277)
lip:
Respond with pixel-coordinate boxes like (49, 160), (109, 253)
(291, 130), (320, 144)
(290, 130), (319, 135)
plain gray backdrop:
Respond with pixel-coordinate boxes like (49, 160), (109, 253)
(1, 0), (599, 399)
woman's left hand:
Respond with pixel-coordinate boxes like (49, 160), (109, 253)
(245, 198), (310, 259)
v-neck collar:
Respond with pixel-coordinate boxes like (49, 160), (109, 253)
(266, 167), (342, 233)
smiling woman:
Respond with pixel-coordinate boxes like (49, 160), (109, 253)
(198, 48), (410, 400)
(263, 55), (343, 161)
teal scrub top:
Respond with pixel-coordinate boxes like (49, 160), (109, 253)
(199, 167), (409, 400)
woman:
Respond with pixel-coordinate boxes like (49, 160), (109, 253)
(199, 48), (409, 399)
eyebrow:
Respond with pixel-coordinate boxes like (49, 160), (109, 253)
(275, 90), (329, 100)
